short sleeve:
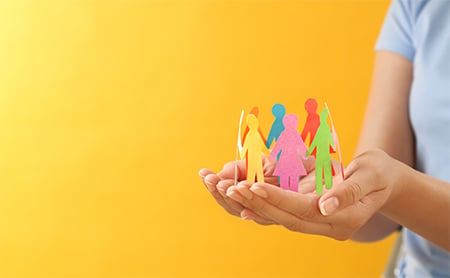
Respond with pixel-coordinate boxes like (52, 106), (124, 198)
(375, 0), (416, 61)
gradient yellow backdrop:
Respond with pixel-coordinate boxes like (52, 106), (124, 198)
(0, 0), (396, 277)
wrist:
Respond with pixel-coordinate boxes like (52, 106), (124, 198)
(379, 156), (410, 216)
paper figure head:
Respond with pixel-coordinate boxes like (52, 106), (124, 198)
(250, 106), (259, 117)
(246, 114), (259, 130)
(305, 98), (318, 113)
(272, 103), (286, 118)
(320, 107), (329, 122)
(283, 114), (299, 129)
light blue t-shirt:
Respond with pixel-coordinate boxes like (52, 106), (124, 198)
(375, 0), (450, 277)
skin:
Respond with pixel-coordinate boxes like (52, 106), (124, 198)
(199, 51), (450, 251)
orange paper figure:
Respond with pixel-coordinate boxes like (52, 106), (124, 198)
(270, 114), (307, 192)
(240, 114), (269, 183)
(242, 106), (266, 144)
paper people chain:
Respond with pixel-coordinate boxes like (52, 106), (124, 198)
(234, 100), (343, 195)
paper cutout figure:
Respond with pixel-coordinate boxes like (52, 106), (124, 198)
(240, 114), (269, 183)
(242, 106), (266, 144)
(301, 98), (320, 151)
(235, 109), (245, 185)
(270, 114), (307, 192)
(266, 103), (286, 149)
(306, 108), (335, 195)
(241, 107), (267, 174)
(301, 98), (337, 176)
(325, 102), (344, 180)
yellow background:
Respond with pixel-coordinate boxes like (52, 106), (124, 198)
(0, 0), (396, 277)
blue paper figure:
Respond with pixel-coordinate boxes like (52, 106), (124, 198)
(266, 104), (286, 153)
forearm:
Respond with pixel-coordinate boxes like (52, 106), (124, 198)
(381, 160), (450, 251)
(350, 52), (413, 241)
(351, 214), (400, 242)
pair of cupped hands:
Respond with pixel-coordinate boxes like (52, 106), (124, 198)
(199, 149), (400, 240)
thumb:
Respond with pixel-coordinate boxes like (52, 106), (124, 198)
(318, 179), (366, 216)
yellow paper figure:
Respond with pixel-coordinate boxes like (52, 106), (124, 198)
(240, 114), (269, 182)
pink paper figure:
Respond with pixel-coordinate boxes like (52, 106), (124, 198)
(270, 114), (308, 192)
(241, 114), (269, 183)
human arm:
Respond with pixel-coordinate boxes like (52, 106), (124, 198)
(350, 50), (414, 242)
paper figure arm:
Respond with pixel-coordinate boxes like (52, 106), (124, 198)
(306, 136), (317, 157)
(331, 129), (337, 151)
(266, 127), (276, 149)
(297, 135), (308, 160)
(327, 129), (335, 152)
(301, 118), (311, 142)
(260, 136), (270, 157)
(270, 138), (282, 161)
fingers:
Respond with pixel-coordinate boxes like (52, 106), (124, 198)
(227, 182), (331, 235)
(302, 156), (316, 173)
(216, 179), (246, 214)
(218, 160), (246, 180)
(248, 182), (324, 220)
(318, 160), (375, 216)
(224, 182), (274, 224)
(202, 171), (220, 192)
(240, 208), (275, 225)
(199, 168), (214, 181)
(200, 171), (241, 216)
(298, 172), (317, 194)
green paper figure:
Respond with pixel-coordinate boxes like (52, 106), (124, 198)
(306, 107), (335, 195)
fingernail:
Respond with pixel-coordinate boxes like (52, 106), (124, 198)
(204, 177), (213, 186)
(216, 181), (228, 192)
(198, 169), (205, 178)
(250, 186), (268, 198)
(241, 214), (253, 221)
(238, 187), (253, 200)
(319, 197), (339, 216)
(226, 187), (243, 203)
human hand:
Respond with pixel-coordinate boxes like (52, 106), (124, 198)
(227, 149), (400, 240)
(199, 156), (279, 225)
